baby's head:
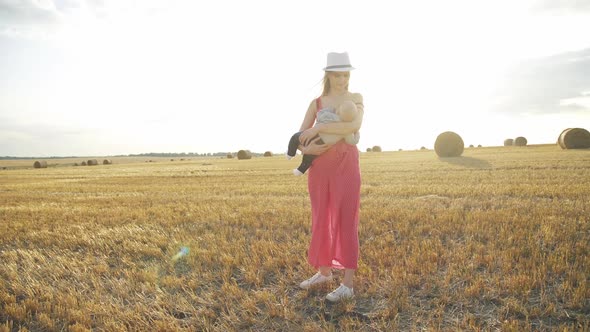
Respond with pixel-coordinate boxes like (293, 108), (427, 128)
(336, 100), (357, 122)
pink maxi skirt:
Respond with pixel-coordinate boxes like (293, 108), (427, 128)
(307, 141), (361, 270)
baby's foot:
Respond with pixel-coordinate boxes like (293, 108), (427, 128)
(293, 169), (304, 176)
(286, 152), (294, 160)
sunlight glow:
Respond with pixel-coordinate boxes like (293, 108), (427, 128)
(1, 0), (589, 156)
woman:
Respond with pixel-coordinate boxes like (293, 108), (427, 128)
(297, 52), (364, 302)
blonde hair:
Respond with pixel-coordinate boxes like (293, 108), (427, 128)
(321, 71), (350, 96)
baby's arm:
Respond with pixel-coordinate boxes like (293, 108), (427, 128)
(316, 110), (354, 144)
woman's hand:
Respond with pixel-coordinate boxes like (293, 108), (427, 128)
(301, 137), (332, 155)
(299, 125), (322, 146)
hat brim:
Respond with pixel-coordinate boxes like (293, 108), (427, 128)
(324, 66), (355, 72)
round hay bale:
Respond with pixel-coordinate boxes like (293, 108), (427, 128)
(366, 148), (372, 152)
(237, 150), (252, 160)
(514, 137), (527, 146)
(558, 128), (590, 149)
(33, 161), (47, 168)
(504, 139), (514, 146)
(81, 161), (87, 166)
(372, 146), (382, 152)
(103, 159), (112, 165)
(420, 146), (427, 150)
(227, 153), (234, 159)
(469, 144), (474, 148)
(398, 148), (403, 151)
(87, 159), (98, 166)
(434, 131), (464, 157)
(264, 151), (273, 157)
(477, 144), (482, 148)
(557, 128), (570, 148)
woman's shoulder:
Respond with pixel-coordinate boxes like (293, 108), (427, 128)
(349, 92), (363, 102)
(306, 97), (321, 114)
(349, 92), (364, 113)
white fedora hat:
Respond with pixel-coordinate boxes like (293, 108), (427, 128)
(323, 52), (355, 71)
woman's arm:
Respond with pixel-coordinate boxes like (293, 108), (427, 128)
(299, 99), (318, 132)
(300, 93), (364, 141)
(315, 109), (363, 134)
(301, 137), (333, 155)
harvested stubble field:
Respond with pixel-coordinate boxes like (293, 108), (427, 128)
(1, 145), (589, 331)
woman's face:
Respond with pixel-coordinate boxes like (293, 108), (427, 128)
(327, 71), (350, 92)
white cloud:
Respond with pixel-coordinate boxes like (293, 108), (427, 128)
(490, 48), (590, 115)
(532, 0), (590, 13)
(0, 0), (63, 37)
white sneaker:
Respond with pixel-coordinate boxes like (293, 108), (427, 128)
(293, 169), (304, 176)
(286, 154), (294, 160)
(326, 284), (354, 302)
(299, 272), (333, 289)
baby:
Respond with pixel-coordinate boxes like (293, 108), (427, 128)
(287, 100), (360, 176)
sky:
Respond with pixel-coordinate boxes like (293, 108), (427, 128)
(1, 0), (589, 157)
